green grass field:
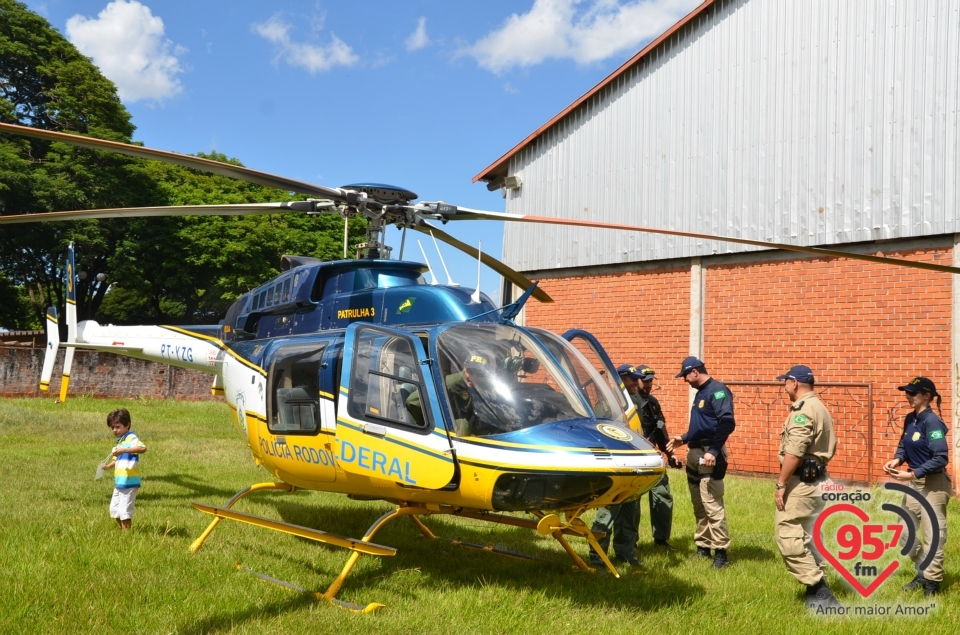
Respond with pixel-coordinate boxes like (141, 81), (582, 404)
(1, 397), (957, 634)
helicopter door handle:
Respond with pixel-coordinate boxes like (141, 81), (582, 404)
(362, 423), (387, 437)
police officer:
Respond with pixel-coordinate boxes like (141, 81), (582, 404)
(620, 364), (680, 550)
(406, 354), (499, 435)
(883, 377), (951, 596)
(587, 363), (655, 569)
(666, 356), (735, 569)
(773, 365), (838, 608)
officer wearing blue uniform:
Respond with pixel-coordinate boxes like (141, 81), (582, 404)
(667, 356), (736, 569)
(883, 377), (951, 595)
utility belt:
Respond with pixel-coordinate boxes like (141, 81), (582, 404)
(687, 438), (713, 450)
(793, 458), (826, 483)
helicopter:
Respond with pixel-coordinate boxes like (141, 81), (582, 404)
(3, 121), (959, 613)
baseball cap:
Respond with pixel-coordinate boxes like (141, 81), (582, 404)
(675, 356), (705, 378)
(776, 365), (815, 384)
(897, 377), (938, 395)
(464, 354), (491, 372)
(617, 364), (645, 380)
(636, 365), (656, 381)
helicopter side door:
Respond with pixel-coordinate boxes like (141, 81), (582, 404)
(561, 329), (640, 430)
(261, 341), (337, 484)
(336, 323), (456, 489)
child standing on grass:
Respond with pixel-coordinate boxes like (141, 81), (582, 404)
(104, 408), (146, 530)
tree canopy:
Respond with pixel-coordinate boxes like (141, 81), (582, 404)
(0, 0), (365, 330)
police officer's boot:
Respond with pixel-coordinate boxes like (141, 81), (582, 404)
(804, 579), (838, 609)
(654, 539), (677, 552)
(902, 574), (926, 592)
(711, 549), (729, 569)
(695, 546), (712, 559)
(922, 579), (941, 596)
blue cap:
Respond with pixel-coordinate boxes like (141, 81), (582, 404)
(776, 365), (815, 384)
(898, 377), (937, 395)
(675, 356), (704, 378)
(617, 364), (653, 380)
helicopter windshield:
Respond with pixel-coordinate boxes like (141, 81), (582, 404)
(434, 323), (623, 438)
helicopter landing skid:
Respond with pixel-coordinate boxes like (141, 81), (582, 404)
(190, 481), (296, 553)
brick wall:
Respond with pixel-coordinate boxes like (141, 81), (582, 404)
(0, 348), (221, 401)
(524, 247), (955, 483)
(526, 266), (692, 435)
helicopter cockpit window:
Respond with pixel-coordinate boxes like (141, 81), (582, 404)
(282, 278), (291, 302)
(268, 344), (326, 434)
(434, 324), (594, 438)
(348, 328), (429, 430)
(527, 329), (627, 425)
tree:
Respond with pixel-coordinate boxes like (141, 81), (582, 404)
(99, 154), (367, 324)
(0, 0), (151, 329)
(0, 0), (366, 329)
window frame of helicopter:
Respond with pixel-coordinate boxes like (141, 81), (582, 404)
(345, 326), (433, 434)
(266, 343), (328, 435)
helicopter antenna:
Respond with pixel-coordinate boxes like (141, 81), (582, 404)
(342, 215), (349, 259)
(417, 240), (438, 285)
(430, 231), (457, 286)
(470, 240), (482, 304)
(399, 226), (407, 260)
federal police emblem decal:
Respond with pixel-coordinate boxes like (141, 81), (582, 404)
(596, 424), (633, 442)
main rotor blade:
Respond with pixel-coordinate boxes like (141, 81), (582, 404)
(0, 122), (348, 201)
(443, 207), (960, 276)
(412, 221), (553, 303)
(0, 201), (324, 224)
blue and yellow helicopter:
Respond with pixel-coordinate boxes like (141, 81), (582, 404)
(3, 122), (958, 612)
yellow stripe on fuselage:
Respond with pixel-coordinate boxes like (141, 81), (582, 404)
(160, 325), (266, 376)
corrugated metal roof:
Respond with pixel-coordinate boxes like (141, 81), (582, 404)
(473, 0), (717, 184)
(498, 0), (960, 271)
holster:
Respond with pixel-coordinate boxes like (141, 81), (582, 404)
(798, 457), (824, 483)
(712, 451), (728, 480)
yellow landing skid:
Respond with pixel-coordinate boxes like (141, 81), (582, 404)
(191, 503), (397, 556)
(189, 481), (619, 613)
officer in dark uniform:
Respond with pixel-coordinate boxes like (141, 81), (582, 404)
(667, 356), (736, 569)
(884, 377), (952, 596)
(620, 364), (680, 550)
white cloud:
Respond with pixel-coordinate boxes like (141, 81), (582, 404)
(406, 17), (430, 51)
(252, 13), (358, 74)
(464, 0), (701, 73)
(66, 1), (185, 102)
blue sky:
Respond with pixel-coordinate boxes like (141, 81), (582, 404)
(25, 0), (700, 298)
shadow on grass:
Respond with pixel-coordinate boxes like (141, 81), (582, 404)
(178, 593), (318, 635)
(138, 473), (240, 501)
(176, 498), (708, 632)
(136, 520), (191, 539)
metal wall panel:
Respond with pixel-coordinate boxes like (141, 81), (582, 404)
(502, 0), (960, 272)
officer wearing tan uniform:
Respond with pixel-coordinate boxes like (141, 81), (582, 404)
(773, 365), (838, 608)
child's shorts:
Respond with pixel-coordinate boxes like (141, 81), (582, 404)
(110, 487), (139, 520)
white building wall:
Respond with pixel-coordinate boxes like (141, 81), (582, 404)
(502, 0), (960, 272)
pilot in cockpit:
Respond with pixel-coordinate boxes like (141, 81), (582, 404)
(405, 352), (527, 437)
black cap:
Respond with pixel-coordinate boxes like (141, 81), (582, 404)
(675, 356), (704, 378)
(898, 377), (938, 395)
(618, 364), (656, 380)
(464, 354), (491, 372)
(776, 364), (815, 384)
